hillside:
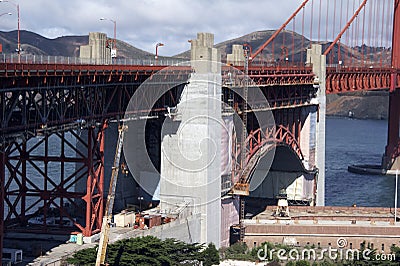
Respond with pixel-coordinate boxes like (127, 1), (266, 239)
(176, 30), (312, 61)
(0, 30), (153, 59)
(326, 92), (388, 120)
(176, 30), (390, 66)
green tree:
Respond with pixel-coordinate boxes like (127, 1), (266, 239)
(202, 243), (220, 266)
(66, 236), (205, 266)
(295, 260), (311, 266)
(66, 246), (97, 265)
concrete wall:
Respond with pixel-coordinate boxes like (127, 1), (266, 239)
(227, 45), (245, 66)
(79, 32), (111, 64)
(133, 214), (202, 244)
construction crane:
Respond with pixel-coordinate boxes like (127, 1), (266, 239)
(95, 125), (128, 266)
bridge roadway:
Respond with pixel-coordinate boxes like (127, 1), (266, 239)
(0, 62), (322, 137)
(0, 61), (395, 137)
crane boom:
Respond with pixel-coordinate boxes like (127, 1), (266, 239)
(95, 125), (128, 266)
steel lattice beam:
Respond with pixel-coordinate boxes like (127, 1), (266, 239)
(3, 122), (106, 236)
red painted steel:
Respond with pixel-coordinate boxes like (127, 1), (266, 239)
(250, 0), (310, 61)
(384, 0), (400, 169)
(232, 125), (303, 185)
(385, 90), (400, 169)
(3, 122), (107, 237)
(323, 0), (368, 56)
(392, 0), (400, 69)
(325, 67), (393, 93)
(81, 124), (106, 236)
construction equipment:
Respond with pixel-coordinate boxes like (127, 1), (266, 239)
(231, 46), (250, 242)
(231, 45), (250, 198)
(95, 125), (128, 266)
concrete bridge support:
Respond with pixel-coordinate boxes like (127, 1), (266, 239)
(160, 33), (222, 247)
(306, 44), (326, 206)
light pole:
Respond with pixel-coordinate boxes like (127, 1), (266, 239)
(138, 196), (144, 213)
(0, 0), (19, 63)
(100, 17), (117, 61)
(155, 42), (164, 64)
(243, 43), (253, 67)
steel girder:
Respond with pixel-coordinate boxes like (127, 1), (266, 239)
(3, 123), (106, 236)
(325, 67), (398, 93)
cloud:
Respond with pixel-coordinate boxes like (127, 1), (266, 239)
(0, 0), (302, 55)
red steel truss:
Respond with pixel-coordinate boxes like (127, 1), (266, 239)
(231, 124), (304, 186)
(3, 122), (106, 236)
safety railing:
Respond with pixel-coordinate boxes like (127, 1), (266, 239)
(0, 53), (188, 66)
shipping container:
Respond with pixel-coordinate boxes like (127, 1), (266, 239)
(114, 211), (135, 227)
(144, 214), (162, 228)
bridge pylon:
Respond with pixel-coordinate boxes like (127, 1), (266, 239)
(306, 44), (326, 206)
(383, 0), (400, 170)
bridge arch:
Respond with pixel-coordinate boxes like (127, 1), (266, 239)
(232, 124), (316, 204)
(232, 124), (307, 184)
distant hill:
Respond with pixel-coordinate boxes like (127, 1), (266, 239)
(176, 30), (312, 61)
(0, 30), (154, 59)
(176, 29), (390, 66)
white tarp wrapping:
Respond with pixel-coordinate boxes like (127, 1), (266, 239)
(221, 115), (233, 176)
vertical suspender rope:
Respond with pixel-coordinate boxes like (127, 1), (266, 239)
(301, 6), (305, 63)
(292, 17), (296, 64)
(346, 0), (351, 65)
(361, 2), (366, 66)
(250, 0), (310, 61)
(380, 0), (386, 67)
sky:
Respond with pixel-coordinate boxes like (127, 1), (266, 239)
(0, 0), (306, 56)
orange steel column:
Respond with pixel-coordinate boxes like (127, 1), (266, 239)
(84, 126), (94, 236)
(385, 0), (400, 169)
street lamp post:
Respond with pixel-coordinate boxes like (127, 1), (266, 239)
(0, 0), (20, 63)
(155, 42), (164, 64)
(138, 196), (144, 213)
(243, 43), (252, 66)
(100, 17), (117, 62)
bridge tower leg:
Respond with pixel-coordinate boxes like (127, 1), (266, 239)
(82, 125), (106, 236)
(160, 33), (222, 247)
(384, 0), (400, 170)
(307, 44), (326, 206)
(385, 90), (400, 170)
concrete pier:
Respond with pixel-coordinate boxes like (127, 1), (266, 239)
(160, 33), (222, 247)
(307, 44), (326, 206)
